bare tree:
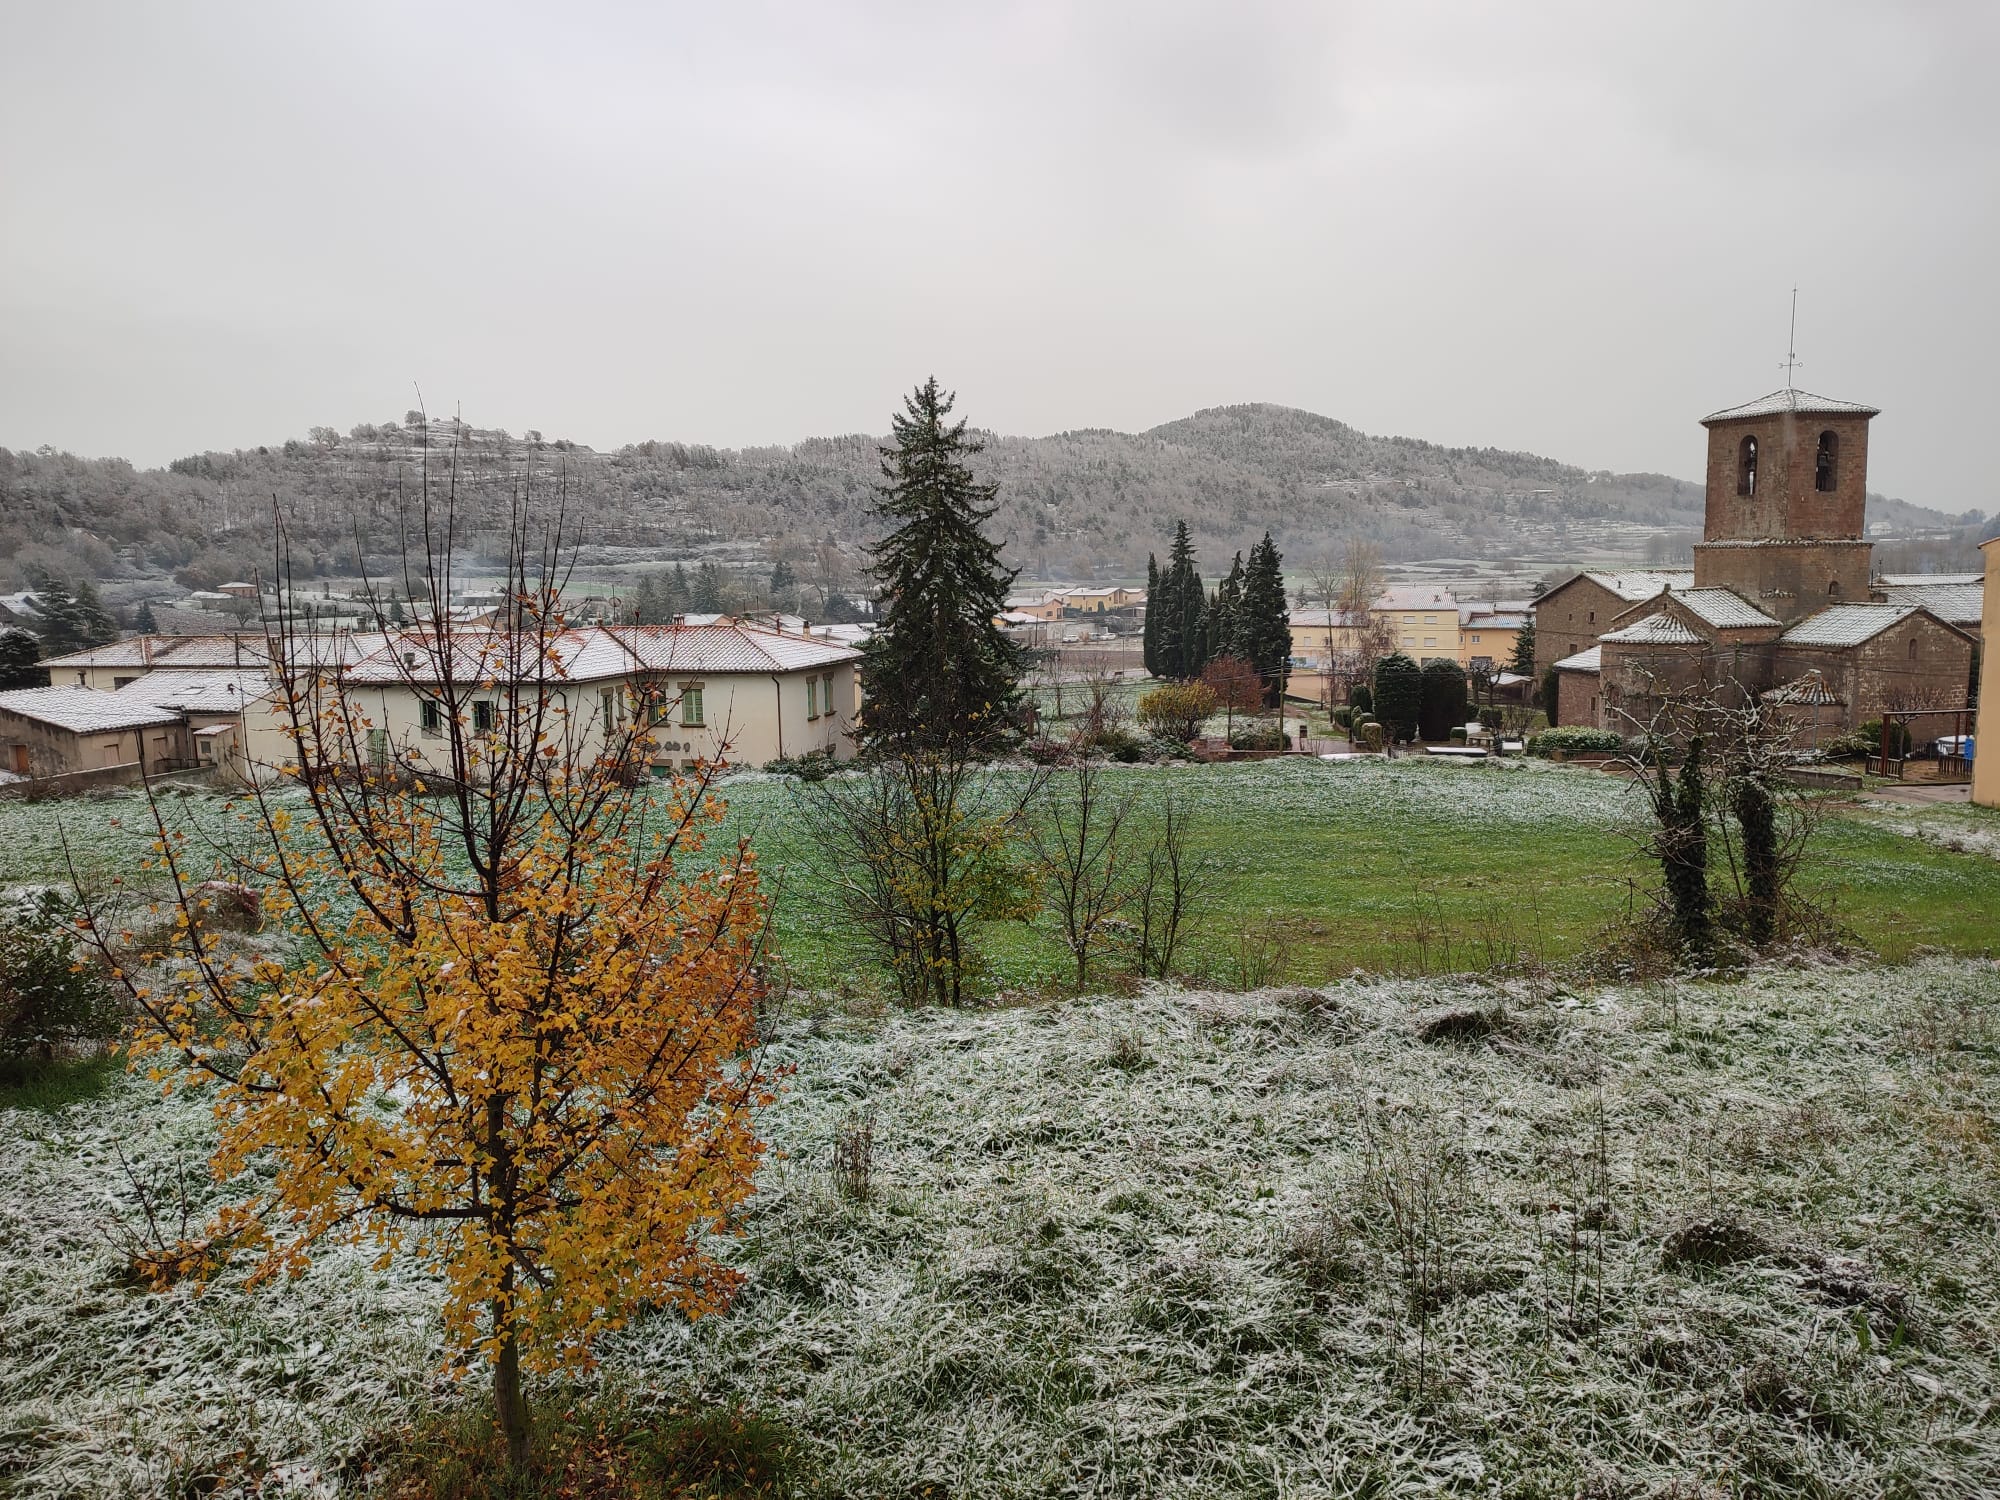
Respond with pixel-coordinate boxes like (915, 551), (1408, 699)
(1130, 791), (1206, 978)
(1025, 753), (1138, 989)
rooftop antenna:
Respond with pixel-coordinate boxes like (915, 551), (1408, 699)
(1781, 286), (1802, 389)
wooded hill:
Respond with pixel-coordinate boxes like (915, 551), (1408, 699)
(1, 402), (1967, 590)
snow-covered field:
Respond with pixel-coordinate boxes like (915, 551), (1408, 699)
(5, 956), (1998, 1497)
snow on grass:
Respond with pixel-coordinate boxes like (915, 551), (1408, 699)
(6, 956), (1999, 1496)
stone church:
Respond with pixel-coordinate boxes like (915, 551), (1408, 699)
(1539, 387), (1978, 736)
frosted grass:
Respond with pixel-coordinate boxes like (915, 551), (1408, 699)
(5, 955), (1998, 1496)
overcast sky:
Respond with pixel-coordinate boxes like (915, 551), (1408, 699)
(2, 2), (1994, 507)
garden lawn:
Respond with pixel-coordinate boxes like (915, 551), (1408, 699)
(4, 760), (1998, 997)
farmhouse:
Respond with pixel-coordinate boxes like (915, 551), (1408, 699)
(1535, 387), (1978, 735)
(0, 686), (187, 779)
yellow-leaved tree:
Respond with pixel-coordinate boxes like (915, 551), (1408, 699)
(79, 481), (775, 1469)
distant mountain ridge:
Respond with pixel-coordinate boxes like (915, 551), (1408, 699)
(0, 401), (1965, 589)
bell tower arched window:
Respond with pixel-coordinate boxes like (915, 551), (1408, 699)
(1828, 578), (1841, 598)
(1814, 430), (1839, 492)
(1737, 435), (1759, 497)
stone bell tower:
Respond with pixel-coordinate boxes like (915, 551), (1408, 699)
(1692, 388), (1879, 623)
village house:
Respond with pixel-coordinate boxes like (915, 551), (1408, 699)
(1373, 586), (1462, 662)
(0, 687), (187, 780)
(33, 620), (863, 787)
(1456, 601), (1531, 671)
(1540, 386), (1979, 736)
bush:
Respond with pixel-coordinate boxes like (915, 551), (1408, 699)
(1331, 706), (1352, 728)
(1418, 658), (1469, 741)
(1137, 682), (1218, 744)
(762, 749), (836, 781)
(1856, 719), (1912, 758)
(1348, 684), (1372, 715)
(1448, 727), (1467, 743)
(1478, 707), (1501, 732)
(1527, 725), (1623, 757)
(0, 897), (122, 1061)
(1228, 722), (1286, 752)
(1371, 654), (1423, 743)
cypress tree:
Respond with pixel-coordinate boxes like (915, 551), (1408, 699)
(133, 600), (159, 634)
(1206, 552), (1245, 668)
(1418, 657), (1469, 740)
(1157, 521), (1204, 681)
(858, 377), (1023, 756)
(1237, 532), (1291, 706)
(1142, 554), (1161, 677)
(1372, 652), (1423, 744)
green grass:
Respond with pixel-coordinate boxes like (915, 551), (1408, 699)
(0, 1051), (122, 1112)
(722, 760), (2000, 993)
(8, 764), (1999, 1001)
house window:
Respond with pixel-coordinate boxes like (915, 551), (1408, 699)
(823, 672), (835, 712)
(472, 700), (495, 733)
(1424, 614), (1436, 624)
(1423, 637), (1436, 649)
(681, 685), (704, 727)
(805, 677), (818, 720)
(601, 688), (618, 730)
(1814, 430), (1839, 492)
(114, 676), (138, 689)
(1737, 435), (1759, 497)
(420, 701), (444, 737)
(1470, 633), (1482, 644)
(1588, 611), (1595, 624)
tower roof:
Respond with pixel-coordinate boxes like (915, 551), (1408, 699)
(1700, 389), (1880, 425)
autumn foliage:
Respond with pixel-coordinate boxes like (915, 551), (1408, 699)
(79, 503), (776, 1467)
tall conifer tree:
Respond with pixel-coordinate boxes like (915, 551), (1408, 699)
(859, 378), (1023, 755)
(1238, 532), (1291, 706)
(1157, 521), (1204, 680)
(1142, 553), (1161, 677)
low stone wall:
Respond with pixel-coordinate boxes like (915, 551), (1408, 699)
(0, 761), (146, 800)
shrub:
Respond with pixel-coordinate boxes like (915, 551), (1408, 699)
(1478, 707), (1501, 732)
(1228, 722), (1286, 752)
(1856, 719), (1912, 758)
(1541, 667), (1561, 725)
(1527, 725), (1622, 757)
(1348, 684), (1372, 715)
(1331, 706), (1352, 728)
(1448, 727), (1467, 743)
(1371, 654), (1423, 743)
(1418, 658), (1469, 741)
(0, 897), (122, 1061)
(762, 748), (837, 781)
(1137, 681), (1218, 744)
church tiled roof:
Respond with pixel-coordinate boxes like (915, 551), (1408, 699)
(1671, 588), (1781, 629)
(1779, 603), (1920, 647)
(1600, 615), (1704, 645)
(1700, 388), (1880, 425)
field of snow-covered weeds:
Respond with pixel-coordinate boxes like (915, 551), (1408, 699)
(5, 955), (1998, 1497)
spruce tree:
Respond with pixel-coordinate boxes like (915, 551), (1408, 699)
(1142, 554), (1161, 677)
(0, 629), (48, 689)
(691, 563), (724, 614)
(1508, 619), (1536, 676)
(858, 377), (1023, 756)
(133, 600), (159, 634)
(634, 572), (660, 625)
(1237, 532), (1291, 706)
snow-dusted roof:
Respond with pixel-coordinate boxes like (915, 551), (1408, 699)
(1600, 615), (1705, 646)
(1779, 603), (1920, 647)
(1462, 613), (1528, 631)
(1700, 388), (1880, 425)
(343, 627), (639, 687)
(1672, 588), (1780, 629)
(0, 686), (183, 734)
(114, 669), (270, 713)
(1764, 670), (1844, 707)
(1374, 586), (1458, 611)
(42, 632), (383, 673)
(1876, 573), (1981, 588)
(1288, 608), (1366, 628)
(1577, 569), (1694, 602)
(1873, 582), (1982, 626)
(1552, 645), (1601, 672)
(611, 623), (862, 674)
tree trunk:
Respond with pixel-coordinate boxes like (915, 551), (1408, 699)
(493, 1282), (529, 1472)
